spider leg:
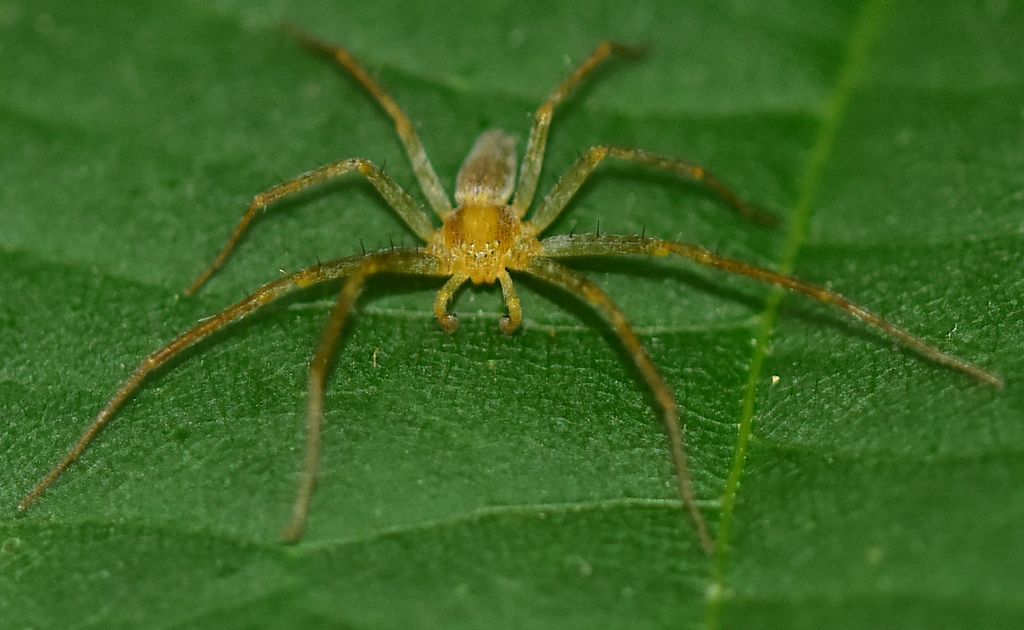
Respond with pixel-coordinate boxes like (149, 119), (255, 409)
(186, 158), (436, 296)
(542, 233), (1004, 388)
(433, 272), (469, 333)
(282, 252), (441, 541)
(286, 24), (453, 218)
(527, 146), (778, 236)
(512, 42), (644, 216)
(522, 257), (715, 555)
(18, 249), (442, 515)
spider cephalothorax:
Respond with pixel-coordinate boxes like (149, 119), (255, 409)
(431, 131), (539, 286)
(20, 27), (1001, 554)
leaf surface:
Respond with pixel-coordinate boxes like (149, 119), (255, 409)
(2, 1), (1022, 628)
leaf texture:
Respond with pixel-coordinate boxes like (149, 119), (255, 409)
(2, 1), (1022, 628)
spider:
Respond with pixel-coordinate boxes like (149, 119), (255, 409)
(19, 27), (1003, 554)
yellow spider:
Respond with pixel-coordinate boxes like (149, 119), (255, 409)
(19, 27), (1002, 554)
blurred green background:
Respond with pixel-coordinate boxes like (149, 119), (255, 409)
(1, 1), (1021, 628)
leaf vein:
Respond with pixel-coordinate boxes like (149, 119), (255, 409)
(705, 1), (893, 627)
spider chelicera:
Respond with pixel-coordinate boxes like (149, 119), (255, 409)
(19, 27), (1002, 554)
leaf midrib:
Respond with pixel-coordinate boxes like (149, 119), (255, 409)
(705, 0), (893, 627)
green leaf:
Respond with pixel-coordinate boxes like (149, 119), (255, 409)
(2, 1), (1021, 628)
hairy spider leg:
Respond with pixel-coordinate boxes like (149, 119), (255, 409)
(513, 41), (644, 215)
(19, 250), (443, 515)
(542, 234), (1004, 388)
(186, 158), (436, 296)
(528, 146), (778, 235)
(283, 252), (439, 541)
(524, 257), (715, 554)
(287, 24), (453, 217)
